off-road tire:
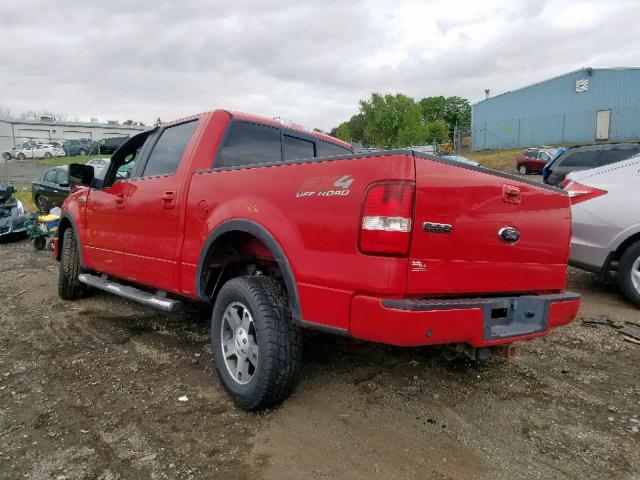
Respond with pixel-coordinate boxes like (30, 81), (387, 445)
(518, 164), (528, 175)
(618, 241), (640, 307)
(58, 228), (86, 300)
(211, 276), (302, 410)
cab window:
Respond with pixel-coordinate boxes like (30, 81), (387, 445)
(142, 121), (198, 177)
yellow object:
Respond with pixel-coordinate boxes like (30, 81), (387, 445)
(38, 214), (60, 222)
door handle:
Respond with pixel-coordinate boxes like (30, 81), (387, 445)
(115, 194), (126, 209)
(161, 191), (175, 209)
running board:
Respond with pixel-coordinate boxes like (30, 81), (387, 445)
(78, 273), (183, 313)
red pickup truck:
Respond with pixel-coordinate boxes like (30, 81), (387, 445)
(56, 109), (580, 409)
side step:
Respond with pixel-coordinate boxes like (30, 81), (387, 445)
(78, 273), (183, 313)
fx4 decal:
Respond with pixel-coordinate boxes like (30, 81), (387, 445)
(296, 175), (354, 198)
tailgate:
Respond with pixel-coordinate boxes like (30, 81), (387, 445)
(408, 156), (571, 295)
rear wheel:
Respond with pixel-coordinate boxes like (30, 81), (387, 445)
(79, 149), (87, 156)
(211, 276), (301, 410)
(518, 164), (528, 175)
(44, 152), (52, 159)
(17, 153), (26, 160)
(618, 241), (640, 307)
(58, 228), (86, 300)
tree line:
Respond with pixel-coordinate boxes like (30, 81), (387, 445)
(329, 93), (471, 148)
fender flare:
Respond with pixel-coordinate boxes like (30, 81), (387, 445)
(195, 219), (302, 324)
(58, 212), (85, 267)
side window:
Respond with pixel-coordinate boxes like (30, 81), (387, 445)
(599, 148), (640, 166)
(558, 150), (600, 168)
(43, 169), (57, 182)
(283, 135), (314, 161)
(217, 122), (282, 167)
(55, 168), (69, 185)
(317, 140), (352, 157)
(142, 121), (198, 177)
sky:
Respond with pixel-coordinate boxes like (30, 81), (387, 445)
(0, 0), (639, 131)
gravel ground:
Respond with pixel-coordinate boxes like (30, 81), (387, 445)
(0, 238), (639, 480)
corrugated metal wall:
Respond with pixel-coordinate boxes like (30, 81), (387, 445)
(472, 68), (640, 150)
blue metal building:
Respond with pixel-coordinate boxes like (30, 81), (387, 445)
(472, 68), (640, 150)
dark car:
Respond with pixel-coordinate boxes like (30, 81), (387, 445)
(63, 139), (97, 157)
(32, 166), (71, 212)
(544, 142), (640, 186)
(97, 136), (128, 154)
(516, 147), (556, 175)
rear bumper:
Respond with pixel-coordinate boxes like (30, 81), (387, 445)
(350, 292), (580, 347)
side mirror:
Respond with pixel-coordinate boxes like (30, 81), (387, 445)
(69, 163), (94, 186)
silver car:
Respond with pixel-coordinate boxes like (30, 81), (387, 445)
(566, 155), (640, 306)
(86, 157), (111, 180)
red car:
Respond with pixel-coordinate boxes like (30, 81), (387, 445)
(55, 110), (580, 409)
(516, 147), (556, 175)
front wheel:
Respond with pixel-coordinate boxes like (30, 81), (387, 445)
(78, 149), (87, 156)
(44, 152), (52, 159)
(518, 164), (528, 175)
(17, 153), (26, 160)
(618, 241), (640, 307)
(211, 276), (301, 410)
(58, 228), (86, 300)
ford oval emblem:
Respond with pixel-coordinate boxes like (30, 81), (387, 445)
(499, 226), (520, 244)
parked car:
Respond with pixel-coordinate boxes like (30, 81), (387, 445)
(516, 147), (557, 175)
(55, 109), (579, 410)
(63, 139), (97, 157)
(0, 183), (28, 238)
(440, 155), (480, 166)
(32, 165), (71, 212)
(97, 136), (128, 154)
(565, 154), (640, 306)
(2, 145), (22, 160)
(86, 157), (110, 180)
(543, 142), (640, 186)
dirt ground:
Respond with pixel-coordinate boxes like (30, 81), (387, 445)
(0, 239), (639, 480)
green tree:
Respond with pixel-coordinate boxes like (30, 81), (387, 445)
(334, 122), (352, 142)
(425, 119), (449, 144)
(360, 93), (429, 148)
(443, 96), (471, 132)
(419, 96), (447, 123)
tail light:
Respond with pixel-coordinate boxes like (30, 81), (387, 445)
(359, 182), (415, 255)
(565, 181), (607, 205)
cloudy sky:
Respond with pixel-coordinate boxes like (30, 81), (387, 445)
(1, 0), (638, 130)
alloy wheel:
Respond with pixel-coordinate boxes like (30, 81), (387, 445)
(220, 302), (259, 385)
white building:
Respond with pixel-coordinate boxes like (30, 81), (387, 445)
(0, 116), (146, 152)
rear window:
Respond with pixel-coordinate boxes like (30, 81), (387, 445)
(558, 150), (600, 168)
(218, 123), (282, 167)
(283, 135), (314, 161)
(598, 148), (640, 166)
(317, 140), (352, 157)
